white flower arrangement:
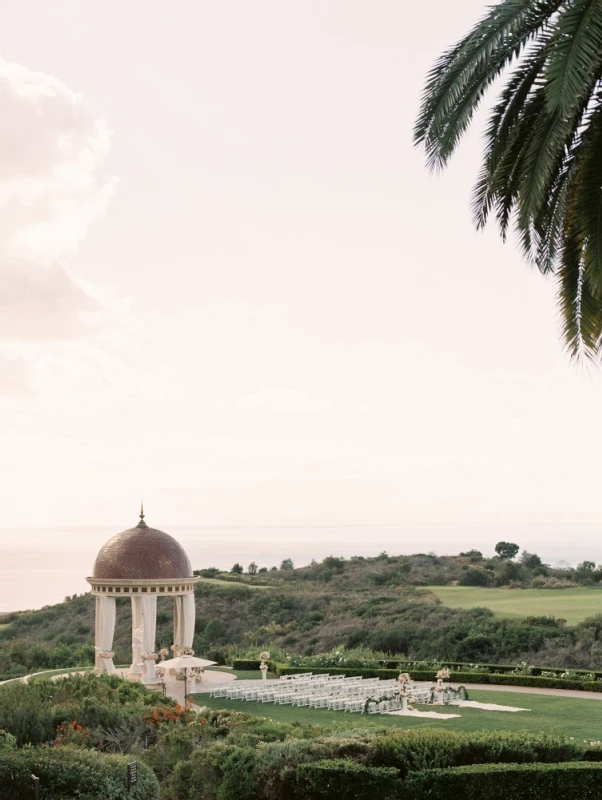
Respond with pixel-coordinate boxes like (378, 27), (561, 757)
(98, 651), (115, 659)
(259, 651), (270, 661)
(181, 646), (195, 656)
(155, 667), (165, 678)
(159, 648), (169, 661)
(142, 653), (158, 661)
(436, 668), (451, 681)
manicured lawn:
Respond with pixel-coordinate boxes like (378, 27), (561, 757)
(192, 689), (602, 741)
(198, 578), (270, 590)
(426, 585), (602, 624)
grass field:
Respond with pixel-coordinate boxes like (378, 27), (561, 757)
(426, 585), (602, 625)
(193, 689), (602, 741)
(199, 578), (270, 590)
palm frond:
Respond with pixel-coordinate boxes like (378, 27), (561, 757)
(546, 0), (602, 114)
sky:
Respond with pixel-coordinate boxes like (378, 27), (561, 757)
(1, 0), (601, 561)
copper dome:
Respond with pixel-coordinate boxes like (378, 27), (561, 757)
(93, 518), (192, 580)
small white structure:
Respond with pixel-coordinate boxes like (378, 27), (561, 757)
(87, 507), (197, 683)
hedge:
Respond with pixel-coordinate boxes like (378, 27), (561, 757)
(403, 761), (602, 800)
(0, 747), (159, 800)
(273, 664), (602, 692)
(231, 659), (278, 672)
(283, 759), (401, 800)
(394, 660), (602, 679)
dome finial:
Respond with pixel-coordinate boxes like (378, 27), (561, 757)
(138, 500), (147, 527)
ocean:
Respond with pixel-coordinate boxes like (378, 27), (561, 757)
(0, 524), (598, 613)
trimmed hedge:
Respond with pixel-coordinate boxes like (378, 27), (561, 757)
(395, 660), (602, 679)
(285, 759), (401, 800)
(404, 761), (602, 800)
(273, 664), (602, 692)
(0, 747), (159, 800)
(232, 659), (263, 670)
(232, 659), (277, 672)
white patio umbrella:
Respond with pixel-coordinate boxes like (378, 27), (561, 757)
(158, 655), (217, 702)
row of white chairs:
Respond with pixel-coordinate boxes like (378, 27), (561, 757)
(209, 673), (431, 714)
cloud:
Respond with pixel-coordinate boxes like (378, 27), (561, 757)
(0, 57), (118, 259)
(238, 386), (338, 412)
(0, 257), (97, 341)
(0, 56), (138, 401)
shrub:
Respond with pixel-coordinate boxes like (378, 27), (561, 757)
(403, 761), (602, 800)
(284, 759), (401, 799)
(365, 730), (601, 778)
(0, 746), (159, 800)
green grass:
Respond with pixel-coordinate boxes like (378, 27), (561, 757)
(427, 585), (602, 625)
(198, 578), (270, 590)
(192, 689), (602, 741)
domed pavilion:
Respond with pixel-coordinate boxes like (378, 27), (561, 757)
(87, 507), (197, 683)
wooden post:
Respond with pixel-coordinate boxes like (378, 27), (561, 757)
(31, 774), (40, 800)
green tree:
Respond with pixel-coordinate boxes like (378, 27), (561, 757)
(415, 0), (602, 359)
(280, 558), (294, 571)
(247, 562), (258, 575)
(521, 551), (543, 569)
(495, 541), (520, 561)
(230, 563), (243, 575)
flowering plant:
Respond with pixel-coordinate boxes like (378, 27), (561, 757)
(436, 668), (451, 681)
(170, 644), (180, 653)
(155, 667), (165, 679)
(159, 648), (169, 661)
(259, 651), (270, 661)
(98, 651), (115, 659)
(181, 646), (194, 656)
(142, 653), (158, 661)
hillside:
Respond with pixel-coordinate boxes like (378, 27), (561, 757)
(2, 549), (602, 679)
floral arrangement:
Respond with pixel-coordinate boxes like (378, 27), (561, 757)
(142, 653), (158, 661)
(159, 648), (169, 661)
(191, 666), (204, 677)
(98, 651), (115, 659)
(259, 662), (268, 671)
(181, 646), (194, 656)
(259, 651), (270, 661)
(170, 644), (180, 653)
(435, 668), (451, 681)
(155, 667), (165, 679)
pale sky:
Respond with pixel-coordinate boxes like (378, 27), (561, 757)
(1, 1), (601, 554)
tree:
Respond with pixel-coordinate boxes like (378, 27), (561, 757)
(230, 563), (243, 574)
(415, 0), (602, 359)
(280, 558), (294, 570)
(247, 562), (258, 575)
(495, 541), (520, 561)
(520, 551), (543, 569)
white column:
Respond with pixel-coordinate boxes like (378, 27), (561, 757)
(182, 593), (195, 648)
(130, 595), (144, 675)
(94, 596), (102, 671)
(141, 595), (158, 684)
(95, 596), (116, 674)
(173, 595), (184, 648)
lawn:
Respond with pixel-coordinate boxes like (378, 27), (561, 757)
(198, 578), (270, 590)
(426, 585), (602, 625)
(193, 689), (602, 741)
